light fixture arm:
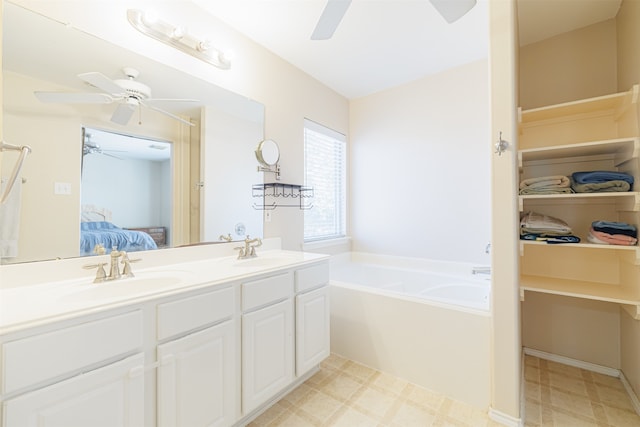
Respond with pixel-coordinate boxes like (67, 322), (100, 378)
(127, 9), (231, 70)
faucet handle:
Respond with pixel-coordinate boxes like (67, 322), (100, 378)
(234, 246), (246, 259)
(93, 243), (106, 255)
(83, 262), (108, 283)
(120, 251), (141, 278)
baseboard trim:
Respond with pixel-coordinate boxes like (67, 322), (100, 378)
(488, 407), (523, 427)
(620, 371), (640, 416)
(524, 347), (640, 416)
(523, 347), (619, 377)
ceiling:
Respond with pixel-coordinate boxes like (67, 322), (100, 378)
(193, 0), (622, 99)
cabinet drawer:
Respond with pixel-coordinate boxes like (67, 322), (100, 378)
(1, 310), (142, 395)
(157, 286), (234, 341)
(295, 263), (330, 293)
(242, 273), (292, 312)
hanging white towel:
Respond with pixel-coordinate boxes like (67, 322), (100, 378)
(0, 178), (23, 258)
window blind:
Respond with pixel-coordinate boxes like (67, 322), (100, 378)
(303, 119), (346, 242)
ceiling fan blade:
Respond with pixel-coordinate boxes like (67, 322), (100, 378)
(311, 0), (352, 40)
(79, 72), (125, 95)
(111, 103), (136, 125)
(144, 98), (200, 104)
(428, 0), (477, 24)
(102, 152), (123, 160)
(34, 91), (114, 104)
(143, 102), (195, 127)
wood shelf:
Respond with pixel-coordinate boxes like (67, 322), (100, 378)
(518, 86), (640, 312)
(520, 85), (638, 124)
(519, 192), (640, 211)
(520, 240), (639, 256)
(518, 137), (639, 167)
(520, 275), (640, 319)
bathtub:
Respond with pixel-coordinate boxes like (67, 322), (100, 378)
(329, 252), (491, 408)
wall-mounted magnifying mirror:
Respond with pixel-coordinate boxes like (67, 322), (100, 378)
(255, 139), (281, 180)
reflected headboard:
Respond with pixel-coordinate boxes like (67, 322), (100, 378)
(81, 204), (112, 222)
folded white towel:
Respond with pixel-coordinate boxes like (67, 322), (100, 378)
(519, 175), (570, 190)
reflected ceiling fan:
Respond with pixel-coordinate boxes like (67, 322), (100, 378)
(311, 0), (477, 40)
(34, 67), (197, 127)
(82, 133), (125, 160)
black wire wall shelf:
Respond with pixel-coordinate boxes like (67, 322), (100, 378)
(252, 183), (314, 210)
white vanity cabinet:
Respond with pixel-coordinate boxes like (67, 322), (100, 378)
(294, 264), (330, 377)
(156, 287), (237, 427)
(241, 273), (294, 415)
(0, 252), (331, 427)
(1, 311), (145, 427)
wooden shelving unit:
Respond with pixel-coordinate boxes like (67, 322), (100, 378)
(518, 85), (640, 317)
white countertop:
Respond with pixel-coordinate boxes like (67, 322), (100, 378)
(0, 246), (328, 335)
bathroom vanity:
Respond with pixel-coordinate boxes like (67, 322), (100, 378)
(0, 246), (330, 427)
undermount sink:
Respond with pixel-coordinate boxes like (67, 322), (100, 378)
(59, 270), (192, 301)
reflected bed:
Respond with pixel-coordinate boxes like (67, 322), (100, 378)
(80, 221), (157, 255)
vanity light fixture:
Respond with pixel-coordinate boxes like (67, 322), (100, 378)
(127, 9), (231, 70)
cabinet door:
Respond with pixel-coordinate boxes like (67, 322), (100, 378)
(242, 299), (293, 414)
(157, 320), (235, 427)
(296, 286), (330, 377)
(3, 354), (144, 427)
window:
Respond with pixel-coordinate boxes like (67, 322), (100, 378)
(304, 119), (346, 242)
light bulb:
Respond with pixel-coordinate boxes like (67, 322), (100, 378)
(141, 10), (158, 26)
(170, 26), (185, 40)
(197, 40), (211, 52)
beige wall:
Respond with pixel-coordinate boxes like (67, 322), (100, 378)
(490, 0), (521, 421)
(519, 19), (617, 109)
(621, 309), (640, 397)
(349, 59), (490, 264)
(522, 293), (620, 368)
(617, 0), (640, 91)
(616, 0), (640, 399)
(9, 0), (349, 252)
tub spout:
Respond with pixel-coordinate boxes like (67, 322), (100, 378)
(472, 266), (491, 275)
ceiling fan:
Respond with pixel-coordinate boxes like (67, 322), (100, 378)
(311, 0), (478, 40)
(34, 67), (197, 127)
(82, 133), (124, 160)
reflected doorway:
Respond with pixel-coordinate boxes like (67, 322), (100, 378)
(80, 127), (172, 255)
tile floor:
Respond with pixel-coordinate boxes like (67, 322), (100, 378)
(248, 353), (640, 427)
(524, 354), (640, 426)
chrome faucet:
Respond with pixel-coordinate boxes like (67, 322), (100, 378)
(234, 235), (262, 259)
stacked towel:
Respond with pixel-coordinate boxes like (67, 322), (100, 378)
(520, 211), (581, 243)
(587, 220), (637, 246)
(519, 175), (573, 195)
(571, 171), (634, 193)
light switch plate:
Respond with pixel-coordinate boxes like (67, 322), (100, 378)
(54, 182), (71, 195)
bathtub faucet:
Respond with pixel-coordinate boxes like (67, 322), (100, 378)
(472, 266), (491, 276)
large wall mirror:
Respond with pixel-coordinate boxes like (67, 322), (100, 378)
(1, 2), (264, 264)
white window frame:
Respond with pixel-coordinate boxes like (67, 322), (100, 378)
(303, 119), (347, 243)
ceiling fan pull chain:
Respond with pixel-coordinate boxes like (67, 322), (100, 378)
(138, 103), (142, 125)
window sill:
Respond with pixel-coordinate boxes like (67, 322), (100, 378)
(302, 236), (351, 252)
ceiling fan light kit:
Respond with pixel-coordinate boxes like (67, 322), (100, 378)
(34, 67), (198, 127)
(127, 9), (231, 70)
